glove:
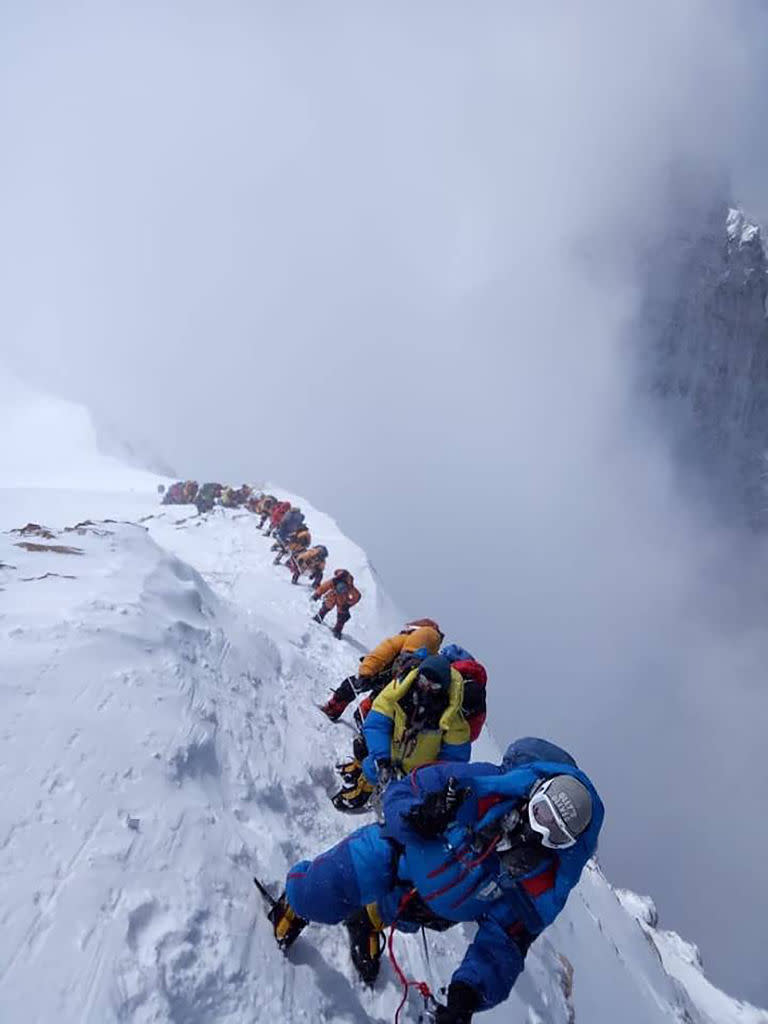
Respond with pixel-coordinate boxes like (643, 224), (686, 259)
(433, 982), (481, 1023)
(374, 757), (394, 786)
(403, 778), (469, 839)
(311, 592), (321, 601)
(434, 1007), (471, 1024)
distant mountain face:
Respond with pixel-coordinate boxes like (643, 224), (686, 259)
(93, 420), (179, 480)
(640, 203), (768, 526)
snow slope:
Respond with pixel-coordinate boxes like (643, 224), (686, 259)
(1, 380), (766, 1024)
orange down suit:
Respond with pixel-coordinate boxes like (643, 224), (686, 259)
(314, 575), (361, 612)
(287, 527), (312, 555)
(358, 623), (442, 681)
(297, 547), (326, 572)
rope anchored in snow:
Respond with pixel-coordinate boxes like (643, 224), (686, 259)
(387, 890), (438, 1024)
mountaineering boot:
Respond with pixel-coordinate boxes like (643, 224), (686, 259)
(333, 610), (350, 640)
(331, 761), (374, 813)
(352, 734), (369, 763)
(345, 904), (385, 986)
(291, 572), (300, 585)
(332, 757), (375, 812)
(336, 757), (363, 787)
(268, 892), (308, 952)
(320, 677), (357, 722)
(321, 692), (350, 721)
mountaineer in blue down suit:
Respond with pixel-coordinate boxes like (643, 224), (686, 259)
(269, 738), (604, 1022)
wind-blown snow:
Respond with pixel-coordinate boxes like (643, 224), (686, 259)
(1, 379), (765, 1024)
(0, 367), (160, 493)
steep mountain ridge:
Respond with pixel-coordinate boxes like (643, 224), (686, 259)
(1, 379), (765, 1023)
(642, 203), (768, 526)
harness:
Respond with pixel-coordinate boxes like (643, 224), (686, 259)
(386, 832), (505, 1023)
(399, 688), (445, 759)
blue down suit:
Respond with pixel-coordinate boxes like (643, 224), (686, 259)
(285, 738), (604, 1012)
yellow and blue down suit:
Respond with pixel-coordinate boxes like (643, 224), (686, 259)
(360, 654), (471, 783)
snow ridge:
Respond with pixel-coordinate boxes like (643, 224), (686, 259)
(1, 379), (766, 1024)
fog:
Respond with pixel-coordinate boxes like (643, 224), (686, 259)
(2, 0), (768, 1004)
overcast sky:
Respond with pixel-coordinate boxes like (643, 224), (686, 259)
(3, 0), (768, 1004)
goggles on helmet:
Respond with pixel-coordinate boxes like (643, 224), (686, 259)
(527, 784), (577, 849)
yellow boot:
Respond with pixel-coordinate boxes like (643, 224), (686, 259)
(268, 892), (308, 951)
(345, 903), (385, 985)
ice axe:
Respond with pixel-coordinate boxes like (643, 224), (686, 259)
(252, 875), (277, 910)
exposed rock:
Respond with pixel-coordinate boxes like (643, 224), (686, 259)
(641, 203), (768, 527)
(14, 542), (84, 555)
(557, 954), (576, 1024)
(11, 523), (56, 539)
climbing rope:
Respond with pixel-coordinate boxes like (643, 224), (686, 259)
(386, 831), (501, 1021)
(387, 891), (436, 1024)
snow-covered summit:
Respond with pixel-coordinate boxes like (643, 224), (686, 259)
(1, 377), (766, 1023)
(726, 207), (763, 250)
(0, 366), (162, 494)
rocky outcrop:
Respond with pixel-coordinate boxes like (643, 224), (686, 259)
(642, 204), (768, 526)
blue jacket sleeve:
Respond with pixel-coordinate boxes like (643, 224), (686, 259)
(453, 914), (526, 1010)
(439, 739), (471, 764)
(531, 846), (592, 928)
(361, 710), (394, 782)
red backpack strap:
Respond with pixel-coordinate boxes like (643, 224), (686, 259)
(520, 862), (557, 898)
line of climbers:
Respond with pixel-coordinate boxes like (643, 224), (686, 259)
(269, 616), (605, 1023)
(160, 480), (606, 1021)
(323, 623), (487, 816)
(158, 483), (363, 639)
(159, 479), (255, 514)
(252, 493), (362, 639)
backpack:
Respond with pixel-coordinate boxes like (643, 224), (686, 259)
(440, 643), (475, 664)
(392, 646), (430, 681)
(453, 659), (487, 741)
(362, 647), (430, 701)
